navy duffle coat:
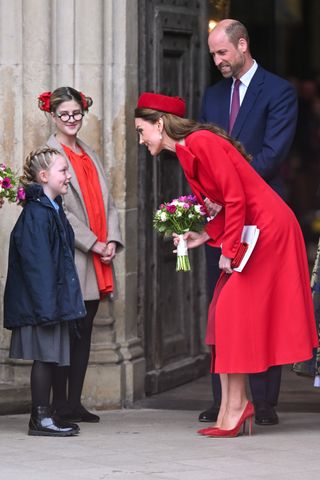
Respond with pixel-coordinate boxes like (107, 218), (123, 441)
(4, 184), (86, 330)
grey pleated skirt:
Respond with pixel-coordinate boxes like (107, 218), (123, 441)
(9, 322), (70, 366)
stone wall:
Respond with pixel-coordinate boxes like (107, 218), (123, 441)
(0, 0), (144, 410)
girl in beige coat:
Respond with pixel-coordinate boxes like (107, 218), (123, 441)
(38, 87), (123, 422)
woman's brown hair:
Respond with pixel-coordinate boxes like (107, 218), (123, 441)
(134, 107), (252, 162)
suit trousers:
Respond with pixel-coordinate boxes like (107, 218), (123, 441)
(206, 245), (282, 406)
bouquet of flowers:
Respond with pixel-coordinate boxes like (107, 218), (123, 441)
(0, 163), (25, 203)
(153, 194), (206, 271)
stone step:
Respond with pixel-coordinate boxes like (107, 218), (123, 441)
(0, 383), (31, 415)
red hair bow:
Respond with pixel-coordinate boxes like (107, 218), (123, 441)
(38, 91), (51, 112)
(80, 92), (88, 110)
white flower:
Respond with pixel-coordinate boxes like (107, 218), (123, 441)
(176, 211), (182, 217)
(188, 213), (194, 218)
(160, 212), (167, 221)
(171, 199), (179, 205)
(194, 205), (201, 213)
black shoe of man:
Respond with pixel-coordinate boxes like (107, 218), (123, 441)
(198, 404), (220, 422)
(254, 401), (279, 426)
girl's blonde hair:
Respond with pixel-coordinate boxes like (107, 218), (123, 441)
(19, 147), (60, 188)
(134, 108), (252, 162)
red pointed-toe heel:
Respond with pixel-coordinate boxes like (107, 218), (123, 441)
(205, 401), (255, 438)
(197, 425), (219, 435)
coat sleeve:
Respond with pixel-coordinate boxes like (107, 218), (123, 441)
(249, 82), (297, 180)
(14, 209), (59, 322)
(62, 197), (97, 253)
(106, 192), (124, 251)
(188, 135), (246, 259)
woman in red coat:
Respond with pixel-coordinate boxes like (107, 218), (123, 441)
(135, 92), (318, 438)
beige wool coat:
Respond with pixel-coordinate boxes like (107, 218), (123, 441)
(47, 134), (124, 301)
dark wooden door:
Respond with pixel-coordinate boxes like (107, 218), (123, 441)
(138, 0), (210, 394)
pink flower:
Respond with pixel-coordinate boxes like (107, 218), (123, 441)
(166, 204), (176, 214)
(17, 187), (26, 201)
(1, 177), (12, 189)
(0, 163), (6, 171)
(200, 206), (207, 216)
(182, 203), (190, 209)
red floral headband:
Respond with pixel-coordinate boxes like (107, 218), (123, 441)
(38, 91), (51, 112)
(38, 90), (89, 112)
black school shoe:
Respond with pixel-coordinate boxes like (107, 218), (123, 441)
(28, 406), (79, 437)
(57, 404), (100, 423)
(254, 401), (279, 425)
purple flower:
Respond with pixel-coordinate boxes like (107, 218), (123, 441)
(166, 204), (177, 214)
(1, 177), (12, 189)
(187, 194), (197, 204)
(17, 186), (26, 201)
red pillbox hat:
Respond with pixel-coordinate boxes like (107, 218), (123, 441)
(137, 92), (186, 117)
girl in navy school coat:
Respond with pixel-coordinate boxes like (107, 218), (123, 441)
(4, 147), (86, 437)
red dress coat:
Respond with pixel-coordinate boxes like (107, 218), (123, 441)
(176, 130), (318, 374)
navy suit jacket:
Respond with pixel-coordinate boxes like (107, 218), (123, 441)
(200, 65), (298, 196)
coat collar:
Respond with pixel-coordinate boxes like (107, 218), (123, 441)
(46, 134), (110, 218)
(175, 141), (197, 179)
(24, 183), (60, 209)
(175, 141), (206, 205)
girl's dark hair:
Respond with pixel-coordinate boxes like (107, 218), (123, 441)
(134, 108), (252, 162)
(49, 87), (93, 112)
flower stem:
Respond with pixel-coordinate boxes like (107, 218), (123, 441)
(176, 254), (191, 272)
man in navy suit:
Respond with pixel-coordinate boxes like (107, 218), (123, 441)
(199, 19), (298, 426)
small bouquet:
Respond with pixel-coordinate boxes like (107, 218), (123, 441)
(153, 194), (206, 271)
(0, 163), (25, 203)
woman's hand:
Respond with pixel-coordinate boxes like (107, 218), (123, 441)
(219, 254), (233, 274)
(91, 241), (108, 256)
(204, 197), (222, 218)
(100, 241), (117, 264)
(173, 230), (210, 250)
